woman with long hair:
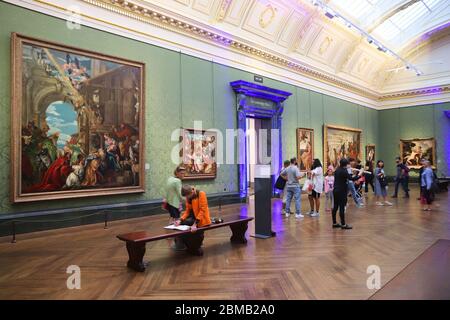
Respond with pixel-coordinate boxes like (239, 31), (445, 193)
(308, 158), (324, 217)
(374, 160), (393, 206)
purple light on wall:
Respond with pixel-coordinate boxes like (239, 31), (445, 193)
(445, 110), (450, 118)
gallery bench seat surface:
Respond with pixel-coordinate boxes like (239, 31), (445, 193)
(117, 214), (254, 272)
(117, 215), (254, 242)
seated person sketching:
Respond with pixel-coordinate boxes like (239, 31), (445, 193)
(175, 185), (212, 232)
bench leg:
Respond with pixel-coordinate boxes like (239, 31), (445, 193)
(126, 242), (147, 272)
(230, 221), (248, 244)
(182, 231), (204, 256)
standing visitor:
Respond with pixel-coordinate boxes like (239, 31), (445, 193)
(417, 159), (426, 200)
(420, 160), (435, 211)
(364, 160), (374, 193)
(392, 157), (410, 198)
(374, 160), (393, 206)
(308, 159), (324, 217)
(281, 157), (306, 219)
(324, 166), (334, 212)
(332, 158), (364, 230)
(281, 160), (290, 211)
(163, 165), (186, 250)
(163, 165), (186, 223)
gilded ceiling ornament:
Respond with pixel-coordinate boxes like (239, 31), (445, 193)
(319, 36), (333, 55)
(259, 4), (277, 29)
(216, 0), (233, 22)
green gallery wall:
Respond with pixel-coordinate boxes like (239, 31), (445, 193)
(378, 103), (450, 177)
(0, 2), (447, 217)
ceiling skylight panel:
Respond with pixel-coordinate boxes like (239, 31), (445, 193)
(390, 1), (428, 30)
(371, 20), (402, 41)
(331, 0), (381, 19)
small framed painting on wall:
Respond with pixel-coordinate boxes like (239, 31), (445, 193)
(180, 128), (217, 180)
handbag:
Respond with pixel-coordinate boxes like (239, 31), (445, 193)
(302, 179), (313, 192)
(275, 175), (287, 190)
(379, 176), (388, 188)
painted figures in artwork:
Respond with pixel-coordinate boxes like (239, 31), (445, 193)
(325, 126), (361, 169)
(366, 145), (375, 163)
(296, 128), (313, 172)
(400, 138), (435, 169)
(181, 129), (217, 179)
(18, 40), (143, 197)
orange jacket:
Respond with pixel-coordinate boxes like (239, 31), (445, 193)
(181, 191), (211, 227)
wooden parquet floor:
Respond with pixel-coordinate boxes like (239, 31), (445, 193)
(0, 187), (449, 300)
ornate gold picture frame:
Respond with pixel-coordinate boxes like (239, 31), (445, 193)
(11, 33), (146, 202)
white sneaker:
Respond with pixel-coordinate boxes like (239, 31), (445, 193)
(376, 201), (384, 206)
(384, 201), (393, 206)
(310, 212), (320, 217)
(285, 211), (290, 218)
(295, 213), (304, 218)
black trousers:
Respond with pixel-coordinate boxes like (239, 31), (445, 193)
(421, 187), (433, 205)
(393, 177), (409, 196)
(332, 190), (348, 225)
(364, 174), (374, 193)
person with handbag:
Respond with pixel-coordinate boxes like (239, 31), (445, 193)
(374, 160), (393, 206)
(275, 160), (290, 212)
(308, 159), (324, 217)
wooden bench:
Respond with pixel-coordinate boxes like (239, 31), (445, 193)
(117, 215), (254, 272)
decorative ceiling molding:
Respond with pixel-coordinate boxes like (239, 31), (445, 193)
(5, 0), (450, 109)
(79, 0), (380, 99)
(379, 84), (450, 101)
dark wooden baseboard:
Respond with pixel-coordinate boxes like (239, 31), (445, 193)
(0, 192), (243, 237)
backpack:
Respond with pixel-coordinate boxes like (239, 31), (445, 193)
(274, 175), (287, 190)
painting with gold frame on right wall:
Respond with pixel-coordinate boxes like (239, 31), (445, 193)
(400, 138), (436, 169)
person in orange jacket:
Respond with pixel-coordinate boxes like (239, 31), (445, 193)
(175, 185), (211, 232)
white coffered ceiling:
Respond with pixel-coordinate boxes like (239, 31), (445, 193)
(6, 0), (450, 108)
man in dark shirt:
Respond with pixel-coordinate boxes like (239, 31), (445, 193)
(392, 157), (410, 198)
(332, 158), (364, 230)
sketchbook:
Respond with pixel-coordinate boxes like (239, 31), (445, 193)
(164, 224), (191, 231)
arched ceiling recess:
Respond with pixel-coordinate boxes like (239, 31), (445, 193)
(8, 0), (450, 108)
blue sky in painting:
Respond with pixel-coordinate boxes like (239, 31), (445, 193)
(46, 101), (78, 148)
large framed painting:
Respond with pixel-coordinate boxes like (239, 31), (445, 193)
(324, 125), (362, 169)
(11, 33), (145, 203)
(400, 138), (436, 169)
(296, 128), (314, 172)
(180, 128), (217, 180)
(366, 144), (375, 163)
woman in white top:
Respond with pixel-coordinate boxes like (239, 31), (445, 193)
(308, 158), (324, 217)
